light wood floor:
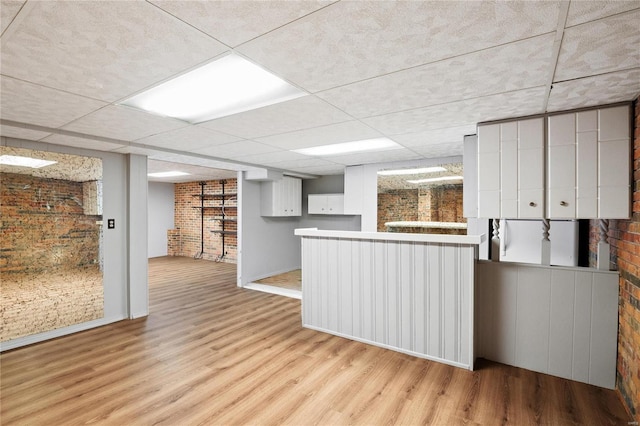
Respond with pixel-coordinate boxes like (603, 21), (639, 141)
(0, 256), (631, 425)
(254, 269), (301, 291)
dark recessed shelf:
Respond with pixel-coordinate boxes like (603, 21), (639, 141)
(210, 230), (237, 235)
(192, 193), (237, 200)
(192, 206), (237, 209)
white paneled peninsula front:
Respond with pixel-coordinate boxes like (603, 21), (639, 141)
(294, 228), (484, 370)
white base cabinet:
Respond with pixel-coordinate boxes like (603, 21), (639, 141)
(261, 176), (302, 217)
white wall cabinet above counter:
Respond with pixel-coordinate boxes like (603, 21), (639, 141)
(261, 176), (302, 217)
(475, 104), (631, 220)
(308, 193), (344, 215)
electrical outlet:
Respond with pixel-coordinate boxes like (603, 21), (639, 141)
(107, 219), (115, 229)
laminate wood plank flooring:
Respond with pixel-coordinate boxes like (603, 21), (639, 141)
(254, 269), (301, 291)
(0, 256), (632, 425)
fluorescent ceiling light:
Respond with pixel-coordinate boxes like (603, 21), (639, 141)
(378, 166), (447, 176)
(148, 171), (190, 178)
(293, 138), (400, 156)
(407, 176), (463, 184)
(0, 155), (57, 168)
(121, 54), (306, 123)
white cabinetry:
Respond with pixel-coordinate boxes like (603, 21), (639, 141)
(308, 194), (344, 215)
(547, 105), (630, 219)
(261, 176), (301, 217)
(477, 104), (630, 220)
(477, 117), (544, 218)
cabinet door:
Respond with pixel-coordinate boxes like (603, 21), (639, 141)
(500, 140), (518, 218)
(517, 118), (544, 219)
(288, 177), (302, 216)
(576, 130), (598, 218)
(597, 106), (630, 218)
(477, 123), (501, 218)
(549, 188), (576, 219)
(308, 194), (326, 214)
(326, 194), (344, 214)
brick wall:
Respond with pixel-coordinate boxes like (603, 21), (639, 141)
(377, 185), (465, 231)
(168, 179), (237, 263)
(419, 184), (465, 223)
(589, 99), (639, 421)
(377, 189), (419, 231)
(0, 173), (101, 273)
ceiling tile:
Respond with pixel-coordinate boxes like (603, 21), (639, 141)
(136, 126), (240, 151)
(264, 158), (338, 170)
(232, 150), (310, 164)
(328, 148), (423, 166)
(42, 134), (126, 151)
(198, 96), (352, 139)
(193, 140), (279, 158)
(147, 159), (235, 180)
(411, 142), (464, 158)
(0, 76), (107, 128)
(110, 146), (161, 156)
(62, 106), (188, 141)
(150, 0), (331, 47)
(547, 68), (640, 112)
(286, 164), (345, 175)
(0, 1), (228, 102)
(363, 87), (546, 135)
(555, 10), (640, 82)
(566, 1), (640, 27)
(1, 0), (25, 34)
(317, 34), (554, 118)
(148, 152), (257, 172)
(391, 125), (477, 148)
(0, 124), (50, 141)
(256, 121), (381, 150)
(237, 1), (560, 92)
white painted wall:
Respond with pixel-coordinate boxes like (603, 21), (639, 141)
(0, 137), (146, 350)
(148, 182), (174, 258)
(239, 177), (302, 285)
(476, 260), (619, 389)
(348, 156), (463, 232)
(128, 154), (148, 319)
(301, 174), (361, 231)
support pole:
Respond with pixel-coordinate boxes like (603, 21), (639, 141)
(597, 219), (610, 271)
(541, 218), (551, 266)
(491, 218), (500, 261)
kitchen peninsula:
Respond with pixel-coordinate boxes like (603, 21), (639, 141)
(294, 228), (484, 370)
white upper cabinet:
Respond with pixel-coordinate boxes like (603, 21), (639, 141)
(261, 176), (302, 217)
(477, 104), (630, 220)
(308, 194), (345, 215)
(547, 105), (630, 219)
(477, 117), (544, 219)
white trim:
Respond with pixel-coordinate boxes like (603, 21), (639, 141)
(243, 283), (301, 300)
(0, 315), (125, 352)
(295, 228), (484, 245)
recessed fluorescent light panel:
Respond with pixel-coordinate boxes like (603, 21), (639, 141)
(407, 176), (463, 184)
(378, 166), (447, 176)
(0, 155), (57, 168)
(121, 54), (306, 123)
(147, 171), (190, 178)
(293, 138), (400, 156)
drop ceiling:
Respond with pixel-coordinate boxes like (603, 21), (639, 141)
(1, 0), (638, 179)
